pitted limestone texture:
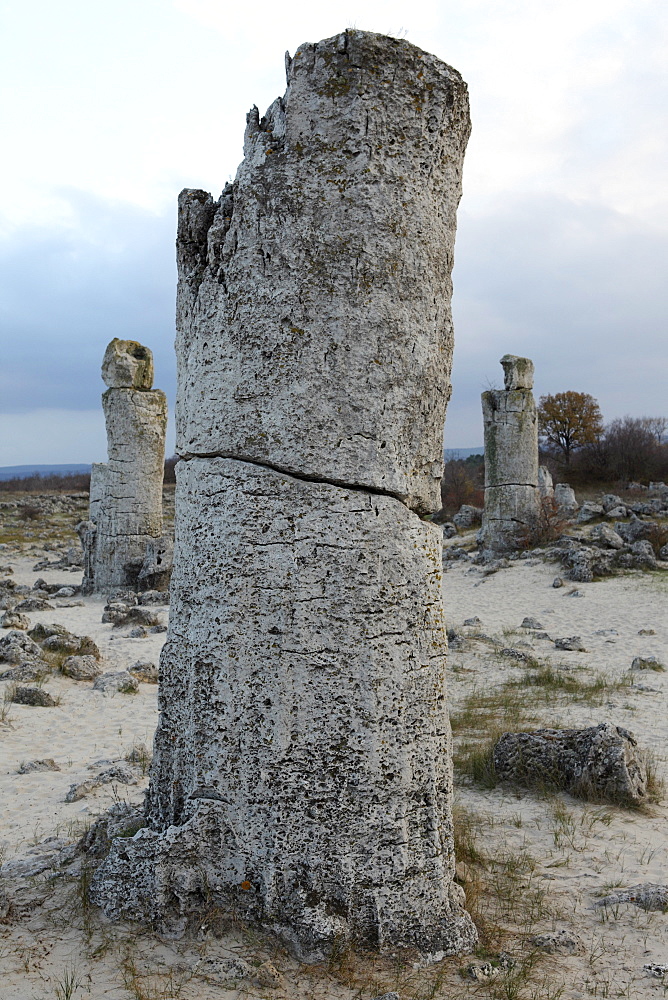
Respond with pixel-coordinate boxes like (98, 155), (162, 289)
(174, 30), (470, 515)
(480, 355), (539, 552)
(79, 340), (167, 594)
(92, 30), (474, 962)
(93, 456), (476, 958)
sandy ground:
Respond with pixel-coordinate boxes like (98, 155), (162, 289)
(1, 536), (667, 999)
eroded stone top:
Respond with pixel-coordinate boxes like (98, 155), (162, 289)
(102, 339), (154, 389)
(174, 30), (471, 514)
(500, 355), (534, 391)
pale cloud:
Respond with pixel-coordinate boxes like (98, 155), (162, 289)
(0, 0), (666, 459)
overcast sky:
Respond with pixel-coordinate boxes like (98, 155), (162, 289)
(0, 0), (666, 464)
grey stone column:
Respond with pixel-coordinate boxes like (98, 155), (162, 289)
(480, 355), (540, 552)
(91, 30), (475, 961)
(79, 339), (167, 593)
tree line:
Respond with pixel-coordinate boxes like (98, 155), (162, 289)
(537, 391), (667, 483)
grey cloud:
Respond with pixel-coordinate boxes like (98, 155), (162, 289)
(449, 193), (668, 430)
(0, 190), (177, 414)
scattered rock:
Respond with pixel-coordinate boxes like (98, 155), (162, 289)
(28, 622), (70, 642)
(129, 627), (148, 638)
(65, 763), (138, 802)
(0, 661), (49, 682)
(520, 617), (543, 629)
(631, 655), (664, 671)
(577, 502), (604, 523)
(18, 759), (60, 773)
(62, 655), (103, 680)
(589, 524), (625, 550)
(554, 636), (586, 651)
(138, 589), (169, 605)
(453, 504), (483, 529)
(493, 723), (648, 805)
(501, 648), (532, 662)
(93, 671), (139, 694)
(0, 629), (43, 663)
(530, 930), (582, 955)
(463, 617), (482, 627)
(10, 686), (57, 707)
(440, 522), (457, 539)
(41, 631), (100, 659)
(467, 953), (515, 981)
(371, 995), (401, 1000)
(629, 540), (657, 569)
(129, 660), (158, 683)
(1, 611), (30, 630)
(601, 493), (625, 512)
(14, 597), (53, 613)
(594, 884), (668, 912)
(552, 577), (564, 588)
(644, 964), (668, 978)
(638, 629), (656, 635)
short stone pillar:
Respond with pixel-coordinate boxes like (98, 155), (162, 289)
(78, 339), (167, 593)
(537, 465), (554, 499)
(480, 355), (539, 551)
(91, 30), (475, 961)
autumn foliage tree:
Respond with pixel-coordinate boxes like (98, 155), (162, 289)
(538, 391), (604, 465)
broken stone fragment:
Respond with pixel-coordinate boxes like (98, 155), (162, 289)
(101, 338), (154, 389)
(93, 671), (139, 695)
(493, 723), (648, 805)
(1, 611), (30, 630)
(0, 629), (43, 664)
(62, 655), (103, 680)
(10, 686), (57, 707)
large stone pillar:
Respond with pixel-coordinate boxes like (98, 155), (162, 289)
(79, 339), (167, 593)
(91, 29), (475, 961)
(480, 355), (539, 552)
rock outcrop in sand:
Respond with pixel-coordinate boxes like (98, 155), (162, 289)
(493, 724), (648, 806)
(480, 355), (540, 552)
(78, 340), (168, 594)
(91, 30), (475, 961)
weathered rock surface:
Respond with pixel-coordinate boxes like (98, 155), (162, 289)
(537, 465), (554, 498)
(93, 671), (139, 695)
(0, 629), (42, 664)
(1, 611), (30, 630)
(93, 457), (475, 957)
(10, 686), (57, 707)
(79, 340), (168, 594)
(493, 723), (648, 805)
(92, 30), (475, 962)
(554, 483), (578, 515)
(480, 356), (539, 552)
(594, 884), (668, 912)
(174, 31), (470, 515)
(62, 655), (103, 681)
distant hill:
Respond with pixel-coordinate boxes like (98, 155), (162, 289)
(0, 464), (92, 481)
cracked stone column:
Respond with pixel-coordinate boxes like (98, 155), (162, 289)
(480, 355), (540, 552)
(79, 339), (167, 593)
(91, 29), (475, 961)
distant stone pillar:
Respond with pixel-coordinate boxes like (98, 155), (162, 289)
(79, 339), (167, 593)
(480, 355), (539, 551)
(538, 465), (554, 499)
(91, 30), (475, 961)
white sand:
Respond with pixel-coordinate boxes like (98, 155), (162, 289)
(1, 548), (667, 999)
